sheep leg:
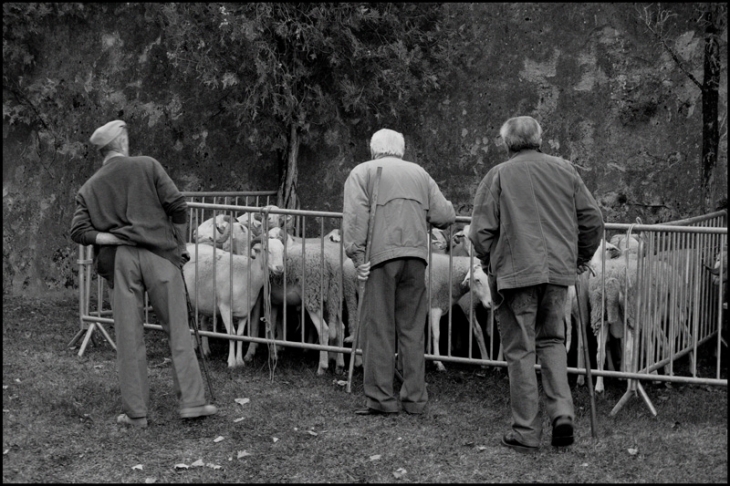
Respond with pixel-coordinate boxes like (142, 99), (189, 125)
(327, 299), (346, 374)
(307, 308), (330, 375)
(595, 325), (608, 393)
(234, 315), (248, 368)
(430, 308), (446, 372)
(218, 303), (239, 368)
(244, 290), (263, 362)
(471, 316), (490, 366)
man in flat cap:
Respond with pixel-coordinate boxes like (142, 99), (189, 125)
(71, 120), (216, 427)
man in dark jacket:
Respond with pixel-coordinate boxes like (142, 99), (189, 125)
(343, 128), (455, 415)
(469, 116), (603, 451)
(70, 120), (216, 427)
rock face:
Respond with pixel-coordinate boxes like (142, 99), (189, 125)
(2, 3), (727, 295)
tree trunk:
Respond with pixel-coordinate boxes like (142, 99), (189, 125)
(700, 5), (721, 213)
(277, 124), (299, 210)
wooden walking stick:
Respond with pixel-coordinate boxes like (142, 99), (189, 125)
(346, 166), (382, 394)
(575, 271), (598, 439)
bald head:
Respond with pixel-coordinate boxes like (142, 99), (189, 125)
(499, 116), (542, 152)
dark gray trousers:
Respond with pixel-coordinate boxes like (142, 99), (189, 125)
(362, 258), (429, 414)
(494, 283), (574, 446)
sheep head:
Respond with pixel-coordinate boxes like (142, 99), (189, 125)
(193, 214), (233, 247)
(249, 235), (285, 276)
(463, 263), (492, 309)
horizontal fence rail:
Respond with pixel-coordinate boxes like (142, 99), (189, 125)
(76, 199), (727, 414)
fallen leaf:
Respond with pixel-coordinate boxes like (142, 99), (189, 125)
(397, 437), (402, 441)
(581, 463), (588, 467)
(191, 459), (205, 467)
(3, 410), (9, 413)
(393, 467), (407, 478)
(207, 463), (222, 470)
(369, 454), (381, 461)
(233, 417), (245, 423)
(145, 478), (157, 483)
(237, 450), (251, 459)
(15, 379), (21, 383)
(335, 380), (348, 387)
(272, 437), (279, 443)
(174, 463), (189, 469)
(94, 364), (104, 369)
(477, 446), (487, 451)
(3, 449), (9, 455)
(132, 464), (144, 471)
(214, 436), (225, 443)
(2, 385), (8, 389)
(628, 447), (638, 455)
(234, 398), (250, 406)
(307, 430), (318, 436)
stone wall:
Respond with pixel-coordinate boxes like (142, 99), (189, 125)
(2, 3), (727, 295)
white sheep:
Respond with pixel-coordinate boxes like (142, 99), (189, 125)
(183, 237), (285, 368)
(450, 224), (473, 257)
(189, 215), (256, 356)
(244, 226), (357, 375)
(426, 254), (483, 372)
(587, 252), (685, 393)
(193, 214), (253, 255)
(457, 262), (493, 363)
(707, 243), (727, 307)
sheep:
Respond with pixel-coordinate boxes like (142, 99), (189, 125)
(457, 262), (493, 363)
(450, 224), (473, 257)
(182, 237), (285, 368)
(189, 215), (256, 356)
(426, 254), (482, 372)
(572, 239), (623, 385)
(706, 243), (727, 307)
(587, 251), (685, 393)
(193, 214), (253, 255)
(243, 226), (357, 375)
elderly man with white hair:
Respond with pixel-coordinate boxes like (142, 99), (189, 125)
(70, 120), (217, 427)
(343, 128), (455, 415)
(469, 116), (603, 451)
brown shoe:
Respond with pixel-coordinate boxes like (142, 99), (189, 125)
(180, 404), (218, 419)
(552, 416), (574, 447)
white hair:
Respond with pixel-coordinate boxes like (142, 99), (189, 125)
(370, 128), (405, 158)
(499, 116), (542, 152)
(100, 128), (128, 157)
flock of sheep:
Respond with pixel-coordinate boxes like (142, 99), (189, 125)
(181, 205), (727, 391)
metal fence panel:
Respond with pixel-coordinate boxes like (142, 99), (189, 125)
(75, 200), (727, 413)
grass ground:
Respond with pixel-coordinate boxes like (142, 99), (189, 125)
(2, 294), (728, 483)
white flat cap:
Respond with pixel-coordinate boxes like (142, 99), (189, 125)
(89, 120), (126, 147)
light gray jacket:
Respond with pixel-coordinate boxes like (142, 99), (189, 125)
(343, 156), (455, 268)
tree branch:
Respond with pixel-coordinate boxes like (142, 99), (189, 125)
(636, 4), (704, 90)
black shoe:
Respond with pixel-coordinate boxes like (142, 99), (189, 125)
(551, 416), (574, 447)
(354, 407), (395, 416)
(501, 432), (538, 453)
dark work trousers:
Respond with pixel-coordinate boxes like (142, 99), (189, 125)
(113, 246), (206, 419)
(362, 257), (429, 414)
(493, 283), (574, 446)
